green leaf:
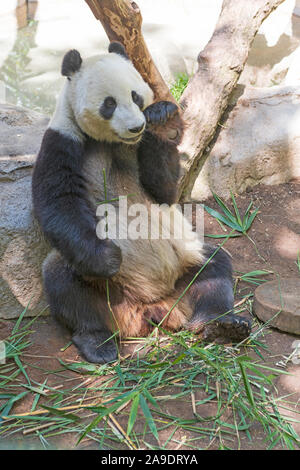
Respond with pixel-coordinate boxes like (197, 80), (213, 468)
(139, 394), (159, 442)
(212, 193), (236, 223)
(243, 200), (254, 220)
(127, 393), (140, 436)
(244, 207), (259, 230)
(58, 358), (105, 374)
(240, 270), (271, 277)
(203, 205), (241, 231)
(114, 364), (125, 387)
(205, 233), (241, 239)
(14, 355), (31, 386)
(246, 363), (275, 385)
(237, 360), (255, 408)
(77, 411), (106, 445)
(230, 192), (243, 227)
(143, 389), (159, 409)
(78, 399), (126, 445)
(12, 305), (31, 334)
(172, 352), (187, 365)
(0, 391), (28, 422)
(40, 405), (80, 422)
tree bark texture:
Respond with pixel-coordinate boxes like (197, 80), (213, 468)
(85, 0), (286, 200)
(177, 0), (286, 199)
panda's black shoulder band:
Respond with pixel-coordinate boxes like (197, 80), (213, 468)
(108, 42), (129, 60)
(61, 49), (82, 77)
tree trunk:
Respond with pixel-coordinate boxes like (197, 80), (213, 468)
(178, 0), (286, 200)
(85, 0), (286, 200)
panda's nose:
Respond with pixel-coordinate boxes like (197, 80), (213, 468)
(128, 124), (145, 134)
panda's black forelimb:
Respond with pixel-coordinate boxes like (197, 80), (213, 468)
(138, 100), (180, 205)
(32, 128), (122, 279)
(138, 130), (180, 205)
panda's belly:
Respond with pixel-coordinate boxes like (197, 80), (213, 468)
(83, 141), (204, 302)
(113, 204), (204, 302)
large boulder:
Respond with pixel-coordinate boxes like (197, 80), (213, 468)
(191, 85), (300, 201)
(0, 104), (49, 319)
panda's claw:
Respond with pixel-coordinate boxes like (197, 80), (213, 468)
(144, 101), (179, 126)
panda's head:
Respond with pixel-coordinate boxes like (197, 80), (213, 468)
(60, 42), (154, 144)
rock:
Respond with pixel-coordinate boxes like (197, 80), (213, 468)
(0, 103), (49, 319)
(191, 85), (300, 201)
(253, 278), (300, 335)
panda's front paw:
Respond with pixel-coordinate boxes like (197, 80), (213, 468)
(143, 101), (179, 126)
(98, 239), (122, 278)
(77, 239), (122, 279)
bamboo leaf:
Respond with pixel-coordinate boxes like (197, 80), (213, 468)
(143, 389), (159, 409)
(244, 207), (259, 230)
(238, 361), (255, 408)
(12, 305), (30, 334)
(139, 394), (159, 442)
(14, 356), (31, 386)
(243, 200), (254, 220)
(127, 393), (140, 436)
(0, 391), (28, 422)
(40, 405), (79, 422)
(203, 206), (241, 231)
(205, 233), (241, 239)
(230, 192), (243, 227)
(212, 193), (236, 222)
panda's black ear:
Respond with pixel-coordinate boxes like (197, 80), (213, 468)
(61, 50), (82, 77)
(108, 42), (129, 60)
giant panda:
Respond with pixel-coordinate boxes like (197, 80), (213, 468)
(32, 42), (251, 363)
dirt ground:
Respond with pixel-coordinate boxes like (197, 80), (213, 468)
(0, 181), (300, 451)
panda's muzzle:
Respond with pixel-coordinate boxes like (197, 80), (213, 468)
(128, 124), (144, 134)
(115, 123), (145, 144)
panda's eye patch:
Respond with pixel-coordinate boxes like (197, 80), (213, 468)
(100, 96), (117, 119)
(132, 91), (144, 109)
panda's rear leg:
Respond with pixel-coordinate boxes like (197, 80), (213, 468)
(177, 245), (251, 343)
(42, 250), (118, 364)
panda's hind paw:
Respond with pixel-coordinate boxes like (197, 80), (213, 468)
(143, 101), (179, 126)
(202, 315), (251, 344)
(72, 330), (118, 364)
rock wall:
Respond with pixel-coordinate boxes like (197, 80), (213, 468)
(0, 104), (49, 319)
(191, 85), (300, 201)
